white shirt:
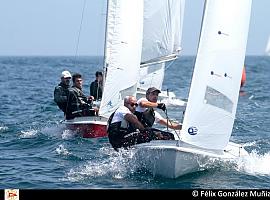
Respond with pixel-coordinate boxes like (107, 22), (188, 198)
(136, 98), (163, 123)
(111, 105), (132, 128)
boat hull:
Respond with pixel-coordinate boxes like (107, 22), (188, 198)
(136, 88), (176, 102)
(62, 116), (108, 138)
(134, 140), (248, 178)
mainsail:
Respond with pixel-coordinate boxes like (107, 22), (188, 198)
(138, 0), (185, 91)
(99, 0), (144, 118)
(181, 0), (252, 150)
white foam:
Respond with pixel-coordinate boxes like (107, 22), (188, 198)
(55, 144), (70, 156)
(66, 147), (137, 182)
(0, 126), (8, 132)
(61, 129), (75, 139)
(19, 129), (38, 138)
(236, 150), (270, 176)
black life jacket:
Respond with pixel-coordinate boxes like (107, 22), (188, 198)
(107, 111), (116, 133)
(134, 108), (155, 128)
(54, 83), (70, 113)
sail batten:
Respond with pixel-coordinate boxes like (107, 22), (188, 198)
(181, 0), (252, 150)
(140, 53), (178, 68)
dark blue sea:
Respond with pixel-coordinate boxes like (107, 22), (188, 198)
(0, 56), (269, 191)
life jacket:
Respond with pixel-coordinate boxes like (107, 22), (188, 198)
(65, 87), (94, 119)
(134, 108), (155, 128)
(107, 111), (116, 133)
(107, 111), (136, 134)
(54, 82), (70, 113)
(90, 80), (103, 100)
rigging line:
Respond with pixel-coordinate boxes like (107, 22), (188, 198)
(74, 0), (87, 65)
(164, 108), (181, 141)
(165, 58), (176, 70)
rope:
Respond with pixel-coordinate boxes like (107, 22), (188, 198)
(74, 0), (87, 65)
(165, 58), (176, 70)
(163, 108), (181, 141)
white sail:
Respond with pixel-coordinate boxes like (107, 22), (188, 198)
(99, 0), (144, 118)
(181, 0), (252, 150)
(138, 0), (185, 91)
(265, 36), (270, 56)
(138, 63), (165, 90)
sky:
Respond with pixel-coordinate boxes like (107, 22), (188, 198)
(0, 0), (269, 56)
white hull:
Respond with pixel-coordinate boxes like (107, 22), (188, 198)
(136, 89), (187, 109)
(62, 116), (107, 125)
(136, 88), (176, 101)
(134, 140), (248, 178)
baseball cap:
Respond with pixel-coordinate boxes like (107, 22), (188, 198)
(146, 87), (161, 94)
(61, 70), (72, 78)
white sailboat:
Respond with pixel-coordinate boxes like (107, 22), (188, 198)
(134, 0), (252, 178)
(63, 0), (144, 138)
(265, 36), (270, 56)
(136, 0), (186, 105)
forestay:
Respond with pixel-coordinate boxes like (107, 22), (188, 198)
(99, 0), (144, 118)
(181, 0), (252, 150)
(138, 0), (185, 91)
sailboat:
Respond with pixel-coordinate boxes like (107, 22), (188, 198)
(134, 0), (252, 178)
(265, 36), (270, 56)
(136, 0), (185, 104)
(63, 0), (144, 138)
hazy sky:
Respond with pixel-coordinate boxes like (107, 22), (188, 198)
(0, 0), (269, 56)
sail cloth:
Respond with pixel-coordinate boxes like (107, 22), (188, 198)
(99, 0), (144, 118)
(181, 0), (252, 150)
(265, 36), (270, 56)
(138, 0), (185, 91)
(141, 0), (185, 62)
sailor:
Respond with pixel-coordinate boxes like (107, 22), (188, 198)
(90, 71), (103, 100)
(54, 70), (72, 115)
(135, 87), (182, 130)
(107, 96), (173, 151)
(66, 73), (95, 120)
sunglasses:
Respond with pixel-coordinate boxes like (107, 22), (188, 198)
(130, 103), (138, 107)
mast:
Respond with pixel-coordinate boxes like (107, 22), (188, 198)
(101, 0), (110, 92)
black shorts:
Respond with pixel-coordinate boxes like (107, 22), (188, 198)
(108, 128), (174, 151)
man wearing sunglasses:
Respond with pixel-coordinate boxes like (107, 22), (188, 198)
(108, 95), (173, 151)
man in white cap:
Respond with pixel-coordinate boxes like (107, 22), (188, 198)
(54, 70), (72, 115)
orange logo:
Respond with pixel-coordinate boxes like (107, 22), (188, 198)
(5, 189), (19, 200)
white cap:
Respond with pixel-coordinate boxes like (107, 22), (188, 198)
(61, 70), (71, 78)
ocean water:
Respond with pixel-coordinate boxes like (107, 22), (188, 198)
(0, 56), (269, 190)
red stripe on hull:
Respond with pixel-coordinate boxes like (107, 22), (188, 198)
(66, 124), (107, 138)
